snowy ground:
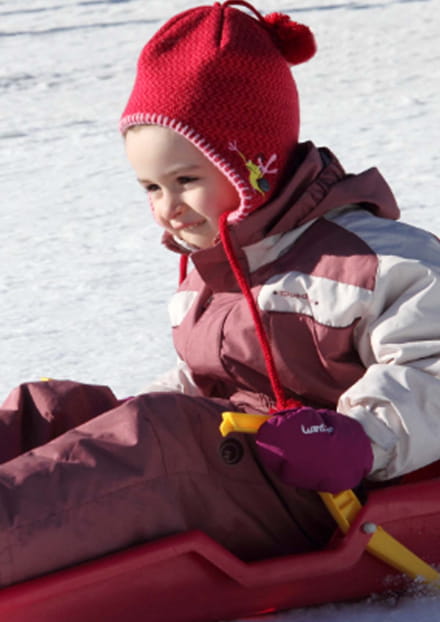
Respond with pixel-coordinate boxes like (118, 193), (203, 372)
(1, 0), (439, 619)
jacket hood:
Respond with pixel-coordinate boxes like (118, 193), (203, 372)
(231, 141), (400, 247)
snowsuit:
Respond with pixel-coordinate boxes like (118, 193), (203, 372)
(0, 142), (439, 587)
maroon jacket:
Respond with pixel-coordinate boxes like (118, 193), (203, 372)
(165, 143), (440, 482)
(167, 142), (399, 413)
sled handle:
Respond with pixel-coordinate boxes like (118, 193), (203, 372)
(220, 411), (440, 585)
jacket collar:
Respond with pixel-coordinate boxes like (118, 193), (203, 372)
(163, 142), (399, 290)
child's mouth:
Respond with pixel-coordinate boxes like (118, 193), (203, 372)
(175, 220), (206, 232)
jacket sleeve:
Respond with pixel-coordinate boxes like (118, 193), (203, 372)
(143, 357), (203, 396)
(337, 231), (440, 481)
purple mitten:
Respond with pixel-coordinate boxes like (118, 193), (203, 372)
(256, 406), (373, 493)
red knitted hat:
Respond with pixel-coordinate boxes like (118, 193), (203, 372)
(120, 1), (316, 223)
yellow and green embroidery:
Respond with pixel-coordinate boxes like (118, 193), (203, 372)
(229, 141), (278, 195)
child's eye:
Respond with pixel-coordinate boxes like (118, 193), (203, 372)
(177, 176), (198, 185)
(145, 183), (160, 193)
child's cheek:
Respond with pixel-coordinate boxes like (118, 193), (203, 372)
(148, 198), (160, 221)
(151, 206), (169, 231)
(152, 207), (162, 225)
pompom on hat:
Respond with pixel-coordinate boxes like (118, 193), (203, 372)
(120, 1), (316, 224)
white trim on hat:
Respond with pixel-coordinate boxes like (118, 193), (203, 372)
(120, 112), (253, 224)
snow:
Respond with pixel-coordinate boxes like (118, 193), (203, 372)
(241, 589), (440, 622)
(0, 0), (439, 619)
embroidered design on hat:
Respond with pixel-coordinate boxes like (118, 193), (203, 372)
(229, 141), (278, 196)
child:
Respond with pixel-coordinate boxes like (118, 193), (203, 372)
(0, 0), (439, 588)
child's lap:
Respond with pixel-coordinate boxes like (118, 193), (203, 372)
(0, 383), (333, 587)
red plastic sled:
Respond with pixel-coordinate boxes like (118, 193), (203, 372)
(1, 465), (440, 622)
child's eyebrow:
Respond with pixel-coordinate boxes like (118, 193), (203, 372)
(167, 164), (202, 175)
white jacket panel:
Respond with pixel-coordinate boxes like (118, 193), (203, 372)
(330, 209), (440, 480)
(144, 357), (202, 397)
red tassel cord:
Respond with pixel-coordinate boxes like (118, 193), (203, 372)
(218, 212), (301, 412)
(179, 254), (189, 285)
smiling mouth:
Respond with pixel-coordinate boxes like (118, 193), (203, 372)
(174, 220), (206, 232)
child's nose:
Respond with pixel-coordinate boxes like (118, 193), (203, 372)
(159, 191), (185, 220)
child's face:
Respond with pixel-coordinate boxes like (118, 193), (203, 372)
(125, 125), (240, 249)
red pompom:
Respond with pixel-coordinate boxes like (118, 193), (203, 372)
(264, 12), (317, 66)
